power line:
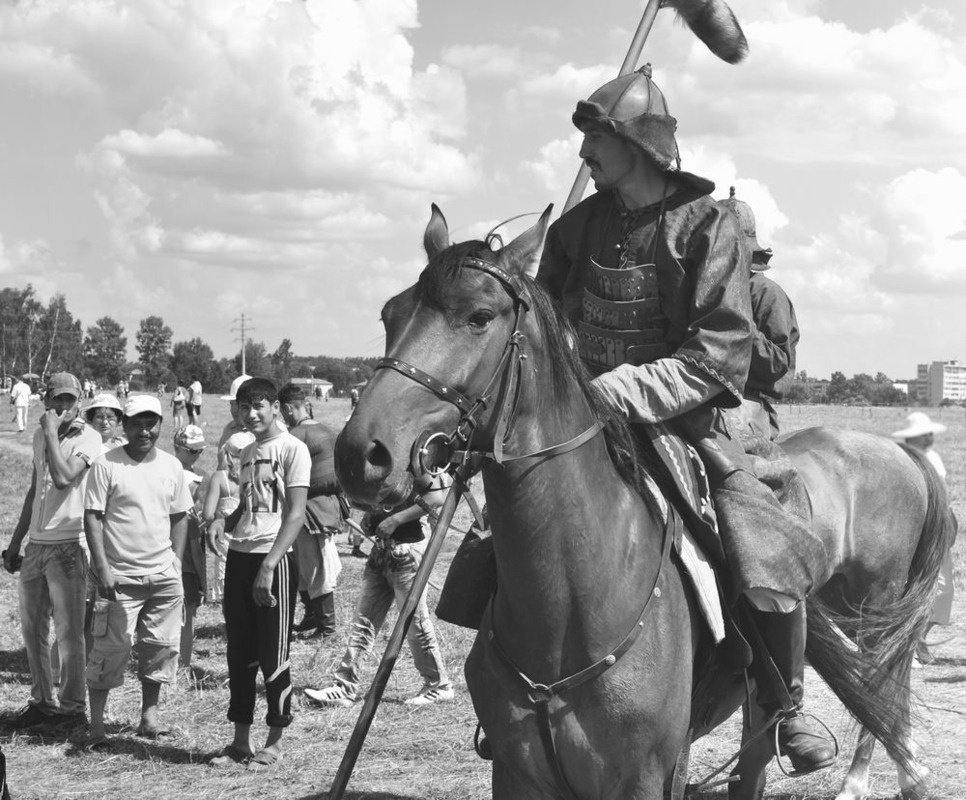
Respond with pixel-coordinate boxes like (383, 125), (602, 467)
(231, 314), (255, 375)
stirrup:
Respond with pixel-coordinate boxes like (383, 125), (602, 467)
(772, 707), (839, 777)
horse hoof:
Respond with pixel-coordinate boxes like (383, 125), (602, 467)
(899, 778), (928, 800)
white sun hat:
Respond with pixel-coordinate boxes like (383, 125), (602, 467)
(891, 412), (947, 440)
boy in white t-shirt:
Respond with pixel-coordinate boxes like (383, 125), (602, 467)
(210, 378), (309, 772)
(84, 395), (193, 749)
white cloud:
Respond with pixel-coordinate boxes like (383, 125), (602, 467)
(7, 0), (480, 275)
(442, 44), (530, 79)
(664, 12), (966, 166)
(873, 167), (966, 291)
(511, 63), (614, 104)
(520, 133), (582, 195)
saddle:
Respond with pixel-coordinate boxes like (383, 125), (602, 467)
(436, 422), (815, 645)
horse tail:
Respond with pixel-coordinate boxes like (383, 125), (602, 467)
(804, 444), (954, 771)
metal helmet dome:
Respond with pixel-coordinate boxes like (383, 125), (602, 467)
(583, 66), (672, 123)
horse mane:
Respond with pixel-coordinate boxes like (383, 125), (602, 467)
(417, 238), (659, 512)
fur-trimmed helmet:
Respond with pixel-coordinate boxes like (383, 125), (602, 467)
(572, 65), (713, 195)
(720, 186), (773, 270)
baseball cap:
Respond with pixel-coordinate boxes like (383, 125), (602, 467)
(46, 372), (82, 398)
(124, 394), (163, 418)
(221, 374), (252, 401)
(174, 424), (206, 449)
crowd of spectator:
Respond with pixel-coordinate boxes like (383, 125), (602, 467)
(0, 371), (453, 781)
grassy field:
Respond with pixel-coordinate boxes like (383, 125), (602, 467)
(0, 397), (962, 799)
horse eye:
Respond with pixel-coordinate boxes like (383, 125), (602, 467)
(468, 310), (494, 328)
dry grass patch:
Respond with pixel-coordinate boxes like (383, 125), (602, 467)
(0, 399), (962, 799)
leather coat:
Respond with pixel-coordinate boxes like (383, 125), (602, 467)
(537, 188), (753, 406)
(746, 271), (799, 403)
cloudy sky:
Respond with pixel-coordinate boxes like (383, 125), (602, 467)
(1, 0), (964, 379)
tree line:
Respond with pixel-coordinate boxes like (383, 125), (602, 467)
(2, 284), (924, 404)
(1, 285), (375, 395)
(785, 371), (911, 406)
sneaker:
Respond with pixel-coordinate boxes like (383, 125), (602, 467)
(404, 685), (455, 706)
(9, 704), (54, 730)
(303, 684), (358, 708)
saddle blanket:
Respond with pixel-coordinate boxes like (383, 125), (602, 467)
(640, 423), (725, 642)
(643, 472), (724, 642)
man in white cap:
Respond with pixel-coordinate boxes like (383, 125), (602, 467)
(83, 395), (193, 747)
(892, 411), (954, 664)
(2, 372), (101, 730)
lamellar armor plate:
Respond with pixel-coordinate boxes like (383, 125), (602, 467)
(577, 258), (670, 375)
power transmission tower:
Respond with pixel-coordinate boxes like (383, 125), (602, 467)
(232, 314), (255, 375)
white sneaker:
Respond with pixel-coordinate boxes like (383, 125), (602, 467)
(304, 684), (358, 707)
(404, 685), (455, 706)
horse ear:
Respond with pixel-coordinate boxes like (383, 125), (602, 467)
(498, 204), (553, 278)
(424, 204), (450, 258)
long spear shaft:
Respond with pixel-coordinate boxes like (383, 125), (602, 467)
(561, 0), (664, 214)
(327, 469), (469, 799)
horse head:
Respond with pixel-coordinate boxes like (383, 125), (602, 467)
(335, 204), (553, 508)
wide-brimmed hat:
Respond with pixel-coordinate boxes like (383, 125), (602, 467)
(85, 393), (123, 421)
(891, 412), (946, 440)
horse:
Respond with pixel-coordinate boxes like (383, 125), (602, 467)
(333, 206), (952, 800)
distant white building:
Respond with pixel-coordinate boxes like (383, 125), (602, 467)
(917, 360), (966, 405)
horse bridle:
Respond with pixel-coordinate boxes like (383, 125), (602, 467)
(374, 255), (603, 476)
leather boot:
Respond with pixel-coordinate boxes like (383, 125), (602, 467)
(748, 604), (836, 774)
(292, 591), (318, 633)
(318, 592), (336, 639)
(296, 595), (333, 641)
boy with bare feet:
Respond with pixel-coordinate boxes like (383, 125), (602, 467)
(209, 378), (309, 771)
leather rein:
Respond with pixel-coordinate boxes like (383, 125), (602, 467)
(374, 255), (603, 473)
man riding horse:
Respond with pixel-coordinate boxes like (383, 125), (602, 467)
(535, 65), (836, 775)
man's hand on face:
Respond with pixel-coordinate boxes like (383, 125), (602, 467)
(41, 407), (66, 433)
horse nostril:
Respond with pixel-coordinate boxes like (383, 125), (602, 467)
(364, 439), (392, 475)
